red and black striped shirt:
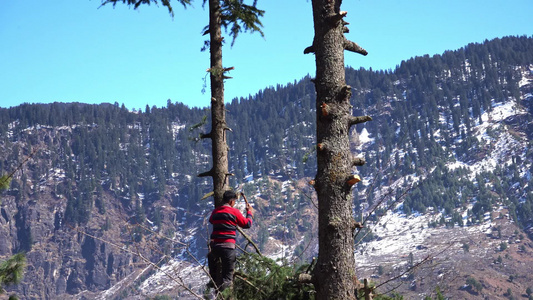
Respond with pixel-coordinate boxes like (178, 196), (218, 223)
(209, 204), (253, 244)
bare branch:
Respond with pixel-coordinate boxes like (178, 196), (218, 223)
(352, 157), (366, 166)
(375, 243), (455, 291)
(304, 45), (315, 54)
(344, 39), (368, 56)
(348, 115), (373, 127)
(198, 169), (215, 178)
(236, 227), (262, 256)
(200, 132), (212, 139)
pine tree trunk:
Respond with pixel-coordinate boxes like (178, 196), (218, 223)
(308, 0), (369, 299)
(204, 0), (230, 208)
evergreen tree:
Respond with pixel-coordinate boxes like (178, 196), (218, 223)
(100, 0), (264, 208)
(0, 175), (26, 299)
(304, 0), (370, 298)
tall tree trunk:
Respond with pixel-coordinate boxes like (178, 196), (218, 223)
(199, 0), (231, 208)
(307, 0), (370, 299)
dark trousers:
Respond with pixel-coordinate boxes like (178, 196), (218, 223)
(208, 245), (236, 291)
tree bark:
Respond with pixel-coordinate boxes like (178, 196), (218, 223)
(308, 0), (368, 299)
(208, 0), (230, 208)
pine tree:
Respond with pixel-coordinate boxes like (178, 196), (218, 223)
(100, 0), (264, 207)
(304, 0), (370, 298)
(0, 175), (26, 298)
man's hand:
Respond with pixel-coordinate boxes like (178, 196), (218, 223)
(246, 203), (254, 214)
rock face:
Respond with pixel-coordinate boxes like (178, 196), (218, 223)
(0, 110), (210, 299)
(0, 184), (139, 299)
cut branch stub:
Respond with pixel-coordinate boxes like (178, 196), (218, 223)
(304, 37), (317, 54)
(326, 11), (347, 25)
(344, 38), (368, 56)
(348, 115), (372, 127)
(320, 102), (330, 117)
(309, 179), (316, 187)
(223, 173), (234, 183)
(198, 168), (215, 178)
(317, 143), (326, 151)
(352, 157), (366, 166)
(345, 174), (361, 187)
(200, 132), (212, 139)
(304, 44), (315, 54)
(339, 85), (352, 102)
(342, 20), (350, 33)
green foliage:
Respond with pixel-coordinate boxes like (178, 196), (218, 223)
(101, 0), (264, 47)
(0, 253), (26, 294)
(423, 286), (446, 300)
(504, 287), (513, 298)
(0, 174), (26, 297)
(219, 0), (265, 46)
(466, 276), (483, 293)
(100, 0), (191, 17)
(220, 252), (315, 300)
(374, 292), (404, 300)
(189, 115), (208, 132)
(500, 241), (508, 252)
(0, 175), (10, 194)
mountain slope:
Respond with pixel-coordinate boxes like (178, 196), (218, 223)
(0, 36), (532, 299)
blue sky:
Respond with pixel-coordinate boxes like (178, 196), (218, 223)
(1, 0), (531, 110)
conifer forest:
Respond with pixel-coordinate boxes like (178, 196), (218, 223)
(0, 4), (533, 298)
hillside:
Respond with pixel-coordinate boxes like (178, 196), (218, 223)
(0, 36), (532, 299)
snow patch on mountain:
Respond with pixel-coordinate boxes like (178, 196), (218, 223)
(447, 98), (528, 179)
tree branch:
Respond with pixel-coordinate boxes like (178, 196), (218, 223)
(304, 44), (315, 54)
(236, 227), (262, 256)
(326, 11), (348, 25)
(375, 243), (454, 292)
(344, 38), (368, 56)
(352, 157), (366, 166)
(348, 115), (372, 127)
(198, 169), (215, 178)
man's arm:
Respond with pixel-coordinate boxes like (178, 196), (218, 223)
(234, 206), (253, 229)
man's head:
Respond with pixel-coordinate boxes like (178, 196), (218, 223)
(223, 190), (237, 207)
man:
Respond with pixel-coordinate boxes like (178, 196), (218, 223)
(208, 190), (254, 291)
